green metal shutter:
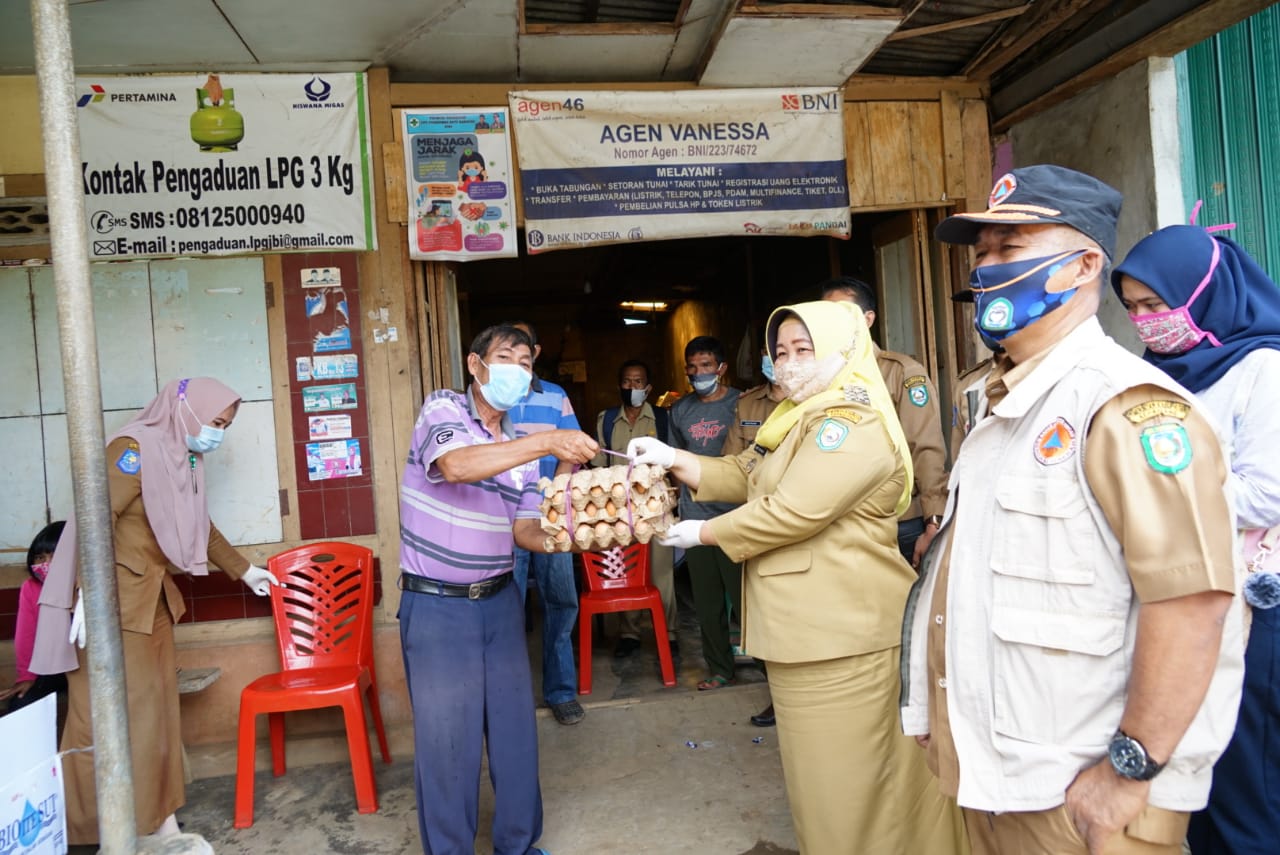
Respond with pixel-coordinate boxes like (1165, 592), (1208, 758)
(1176, 5), (1280, 278)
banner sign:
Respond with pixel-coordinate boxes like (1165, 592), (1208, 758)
(402, 108), (518, 261)
(75, 73), (376, 260)
(508, 88), (850, 253)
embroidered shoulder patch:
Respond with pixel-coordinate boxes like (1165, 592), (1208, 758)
(816, 418), (850, 451)
(1124, 400), (1190, 424)
(116, 448), (141, 475)
(908, 384), (929, 407)
(823, 407), (863, 424)
(435, 429), (455, 445)
(903, 375), (928, 389)
(1033, 417), (1076, 465)
(1141, 424), (1192, 474)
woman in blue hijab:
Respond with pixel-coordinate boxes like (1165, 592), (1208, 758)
(1114, 224), (1280, 855)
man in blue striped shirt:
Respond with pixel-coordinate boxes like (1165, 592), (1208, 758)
(508, 321), (587, 726)
(399, 323), (597, 855)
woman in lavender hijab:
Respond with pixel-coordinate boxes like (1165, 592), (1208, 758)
(31, 377), (279, 844)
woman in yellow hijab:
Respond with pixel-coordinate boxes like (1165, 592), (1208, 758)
(631, 300), (965, 854)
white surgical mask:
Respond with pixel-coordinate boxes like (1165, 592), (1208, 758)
(186, 424), (224, 454)
(480, 360), (533, 411)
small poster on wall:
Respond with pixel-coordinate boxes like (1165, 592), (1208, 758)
(402, 107), (517, 261)
(301, 267), (342, 288)
(308, 414), (353, 440)
(312, 353), (359, 380)
(302, 383), (358, 412)
(306, 438), (362, 481)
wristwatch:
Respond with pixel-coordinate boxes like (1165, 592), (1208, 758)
(1108, 730), (1165, 781)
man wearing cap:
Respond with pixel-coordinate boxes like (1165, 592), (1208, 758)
(900, 165), (1246, 854)
(820, 276), (948, 567)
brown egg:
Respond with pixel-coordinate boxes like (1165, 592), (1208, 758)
(589, 485), (605, 498)
(547, 508), (559, 524)
(594, 521), (612, 538)
(605, 500), (618, 516)
(583, 503), (598, 519)
(552, 491), (565, 507)
(610, 483), (627, 500)
(554, 528), (570, 543)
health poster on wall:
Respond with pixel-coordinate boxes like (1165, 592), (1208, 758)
(306, 439), (362, 480)
(302, 383), (358, 412)
(75, 73), (376, 260)
(401, 108), (517, 261)
(308, 414), (353, 439)
(508, 88), (850, 253)
(312, 353), (358, 380)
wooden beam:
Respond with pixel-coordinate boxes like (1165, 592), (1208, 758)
(389, 77), (986, 108)
(888, 5), (1030, 43)
(991, 0), (1275, 130)
(963, 0), (1100, 80)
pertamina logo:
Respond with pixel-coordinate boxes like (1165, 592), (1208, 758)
(76, 83), (176, 107)
(76, 85), (105, 107)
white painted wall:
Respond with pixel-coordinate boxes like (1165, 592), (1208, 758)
(1007, 57), (1185, 353)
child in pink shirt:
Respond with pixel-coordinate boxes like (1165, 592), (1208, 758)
(4, 521), (67, 713)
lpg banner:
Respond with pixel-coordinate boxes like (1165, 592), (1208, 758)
(401, 108), (518, 261)
(509, 88), (850, 254)
(75, 73), (376, 260)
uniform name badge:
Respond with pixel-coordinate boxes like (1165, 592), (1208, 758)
(1140, 423), (1192, 474)
(816, 418), (849, 451)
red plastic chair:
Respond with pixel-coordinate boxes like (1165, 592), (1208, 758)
(578, 543), (676, 694)
(234, 543), (391, 828)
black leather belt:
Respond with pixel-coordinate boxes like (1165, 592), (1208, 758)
(399, 572), (512, 600)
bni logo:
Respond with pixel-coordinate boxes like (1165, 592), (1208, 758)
(76, 85), (106, 107)
(781, 94), (800, 110)
(304, 77), (332, 103)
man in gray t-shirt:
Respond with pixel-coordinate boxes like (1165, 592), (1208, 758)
(670, 335), (743, 689)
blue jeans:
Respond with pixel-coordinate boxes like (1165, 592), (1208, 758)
(513, 548), (579, 706)
(398, 582), (543, 855)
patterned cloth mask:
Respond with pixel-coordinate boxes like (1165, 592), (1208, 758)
(1132, 239), (1224, 355)
(972, 249), (1088, 350)
(32, 561), (50, 582)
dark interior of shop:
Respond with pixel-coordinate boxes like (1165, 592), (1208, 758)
(454, 217), (892, 431)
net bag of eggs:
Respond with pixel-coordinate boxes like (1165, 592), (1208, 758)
(537, 463), (675, 552)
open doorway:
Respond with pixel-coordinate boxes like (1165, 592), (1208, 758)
(415, 208), (961, 452)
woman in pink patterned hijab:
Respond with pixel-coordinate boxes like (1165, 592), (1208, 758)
(31, 377), (277, 844)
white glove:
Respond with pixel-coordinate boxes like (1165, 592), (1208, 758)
(659, 520), (706, 550)
(627, 436), (676, 468)
(242, 565), (280, 597)
(69, 592), (86, 649)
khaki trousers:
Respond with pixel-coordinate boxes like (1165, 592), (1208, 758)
(769, 648), (968, 855)
(963, 804), (1188, 855)
(63, 595), (184, 844)
(617, 540), (677, 641)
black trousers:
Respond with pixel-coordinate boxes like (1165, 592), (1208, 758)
(896, 516), (925, 566)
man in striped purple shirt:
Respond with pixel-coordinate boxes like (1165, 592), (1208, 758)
(399, 323), (597, 855)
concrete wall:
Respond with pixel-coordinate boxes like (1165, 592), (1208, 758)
(1007, 57), (1185, 353)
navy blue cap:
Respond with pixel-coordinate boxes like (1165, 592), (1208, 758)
(936, 165), (1123, 260)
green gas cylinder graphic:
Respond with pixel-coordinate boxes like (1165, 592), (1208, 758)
(190, 74), (244, 152)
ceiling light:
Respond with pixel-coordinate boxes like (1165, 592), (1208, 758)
(623, 317), (648, 326)
(619, 301), (668, 311)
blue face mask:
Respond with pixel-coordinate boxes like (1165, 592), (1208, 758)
(971, 249), (1088, 351)
(464, 167), (480, 177)
(480, 360), (532, 411)
(690, 372), (720, 396)
(186, 424), (224, 454)
(761, 354), (775, 383)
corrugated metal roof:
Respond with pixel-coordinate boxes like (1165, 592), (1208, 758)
(524, 0), (684, 24)
(861, 0), (1032, 76)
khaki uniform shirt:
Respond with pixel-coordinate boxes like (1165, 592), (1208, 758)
(904, 318), (1241, 812)
(107, 436), (250, 634)
(593, 402), (661, 466)
(694, 402), (914, 663)
(721, 383), (784, 457)
(876, 346), (948, 521)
